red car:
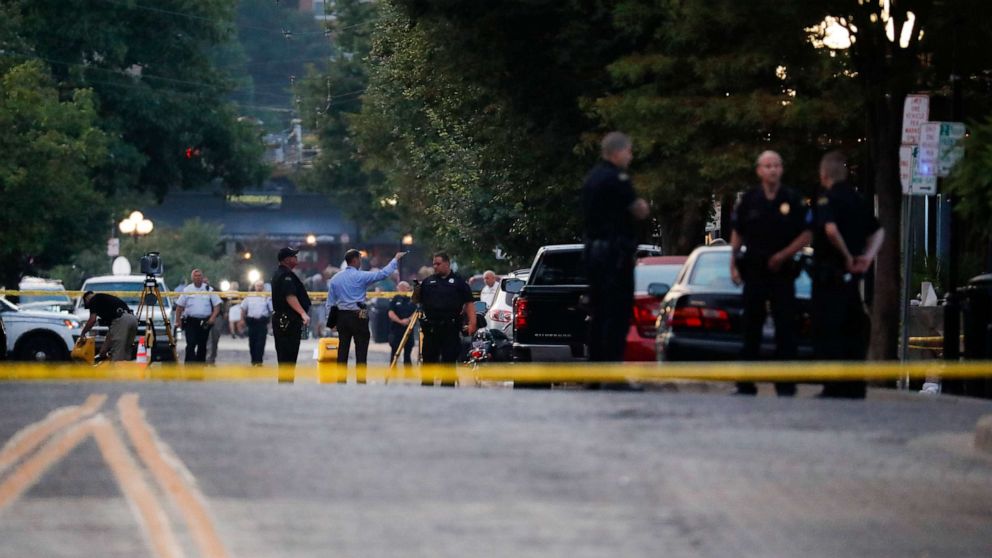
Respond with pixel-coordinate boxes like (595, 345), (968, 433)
(625, 256), (688, 361)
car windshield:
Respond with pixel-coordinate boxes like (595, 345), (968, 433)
(687, 251), (812, 296)
(84, 281), (171, 309)
(635, 264), (682, 292)
(530, 251), (585, 285)
(20, 293), (71, 304)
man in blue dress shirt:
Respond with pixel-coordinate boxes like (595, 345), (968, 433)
(326, 249), (407, 379)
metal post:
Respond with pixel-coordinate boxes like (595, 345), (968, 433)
(899, 194), (914, 388)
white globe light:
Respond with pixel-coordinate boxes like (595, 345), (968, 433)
(219, 280), (231, 292)
(247, 269), (261, 284)
(119, 220), (136, 234)
(136, 219), (153, 235)
(129, 211), (144, 222)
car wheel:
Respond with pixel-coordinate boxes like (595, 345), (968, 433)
(17, 335), (68, 362)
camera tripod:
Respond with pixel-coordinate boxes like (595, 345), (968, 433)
(134, 275), (179, 362)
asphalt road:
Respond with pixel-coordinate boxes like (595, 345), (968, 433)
(1, 380), (991, 558)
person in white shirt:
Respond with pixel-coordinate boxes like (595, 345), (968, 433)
(480, 270), (499, 309)
(239, 280), (273, 366)
(174, 268), (222, 363)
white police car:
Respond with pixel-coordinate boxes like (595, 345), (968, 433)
(0, 296), (81, 361)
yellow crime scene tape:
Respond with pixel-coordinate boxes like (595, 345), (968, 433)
(1, 289), (404, 301)
(0, 361), (990, 384)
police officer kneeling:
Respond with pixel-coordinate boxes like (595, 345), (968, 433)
(812, 151), (885, 398)
(78, 291), (139, 361)
(416, 251), (475, 386)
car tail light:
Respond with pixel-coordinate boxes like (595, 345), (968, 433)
(513, 297), (528, 331)
(632, 299), (660, 338)
(667, 306), (731, 332)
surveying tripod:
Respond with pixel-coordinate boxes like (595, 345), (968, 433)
(389, 309), (422, 371)
(134, 275), (179, 362)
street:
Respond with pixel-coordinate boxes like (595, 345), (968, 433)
(1, 379), (991, 558)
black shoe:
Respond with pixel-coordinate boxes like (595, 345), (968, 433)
(733, 382), (758, 396)
(775, 382), (797, 397)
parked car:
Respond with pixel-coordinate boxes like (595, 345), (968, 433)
(16, 277), (74, 313)
(511, 243), (662, 362)
(625, 256), (688, 361)
(73, 275), (177, 362)
(654, 245), (813, 361)
(0, 296), (81, 361)
(485, 268), (530, 337)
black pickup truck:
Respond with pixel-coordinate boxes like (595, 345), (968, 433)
(509, 243), (661, 362)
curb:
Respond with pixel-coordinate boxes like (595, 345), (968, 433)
(976, 414), (992, 455)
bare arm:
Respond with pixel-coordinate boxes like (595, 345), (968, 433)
(852, 228), (885, 274)
(730, 230), (743, 285)
(629, 198), (649, 221)
(464, 301), (477, 335)
(286, 295), (311, 325)
(207, 303), (220, 325)
(768, 230), (812, 272)
(78, 314), (98, 342)
(174, 304), (185, 325)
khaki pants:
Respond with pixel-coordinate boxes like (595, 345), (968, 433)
(107, 313), (138, 361)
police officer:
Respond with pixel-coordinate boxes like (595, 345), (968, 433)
(239, 280), (273, 366)
(174, 268), (222, 363)
(583, 131), (649, 362)
(812, 151), (885, 398)
(271, 247), (311, 367)
(416, 251), (475, 385)
(387, 281), (417, 365)
(78, 291), (139, 361)
(730, 150), (811, 396)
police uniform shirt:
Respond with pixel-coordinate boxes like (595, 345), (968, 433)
(388, 294), (416, 336)
(813, 181), (881, 270)
(419, 273), (473, 321)
(583, 161), (637, 242)
(176, 283), (222, 318)
(85, 293), (132, 326)
(731, 186), (808, 261)
(271, 265), (311, 315)
(240, 295), (273, 319)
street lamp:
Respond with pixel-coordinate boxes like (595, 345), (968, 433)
(399, 234), (414, 280)
(118, 211), (153, 240)
(247, 268), (261, 285)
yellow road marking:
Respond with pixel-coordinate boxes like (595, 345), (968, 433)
(88, 415), (186, 558)
(119, 394), (230, 558)
(0, 394), (106, 474)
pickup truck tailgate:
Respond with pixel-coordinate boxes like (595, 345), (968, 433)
(515, 285), (587, 349)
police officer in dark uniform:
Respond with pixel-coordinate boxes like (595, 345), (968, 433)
(583, 131), (650, 362)
(416, 251), (475, 385)
(387, 281), (417, 365)
(270, 247), (311, 367)
(730, 150), (811, 396)
(812, 151), (885, 398)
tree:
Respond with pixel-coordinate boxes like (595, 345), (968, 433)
(587, 1), (863, 254)
(352, 0), (624, 266)
(0, 61), (108, 288)
(297, 0), (389, 242)
(7, 0), (267, 199)
(807, 0), (992, 359)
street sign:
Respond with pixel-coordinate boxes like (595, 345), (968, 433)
(936, 122), (966, 177)
(106, 237), (120, 257)
(899, 145), (936, 195)
(901, 95), (929, 145)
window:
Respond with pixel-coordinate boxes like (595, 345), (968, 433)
(530, 251), (586, 286)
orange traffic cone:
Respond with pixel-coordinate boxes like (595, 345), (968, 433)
(136, 337), (148, 365)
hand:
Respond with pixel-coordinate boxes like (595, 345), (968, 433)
(301, 314), (311, 326)
(467, 323), (477, 336)
(730, 263), (742, 286)
(850, 256), (872, 274)
(394, 251), (408, 260)
(767, 252), (786, 272)
(401, 318), (410, 325)
(206, 318), (215, 326)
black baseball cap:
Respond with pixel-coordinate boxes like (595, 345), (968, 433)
(277, 247), (300, 261)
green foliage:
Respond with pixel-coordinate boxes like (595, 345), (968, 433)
(5, 0), (267, 199)
(946, 115), (992, 241)
(0, 61), (109, 288)
(229, 0), (333, 130)
(49, 220), (240, 291)
(297, 0), (388, 241)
